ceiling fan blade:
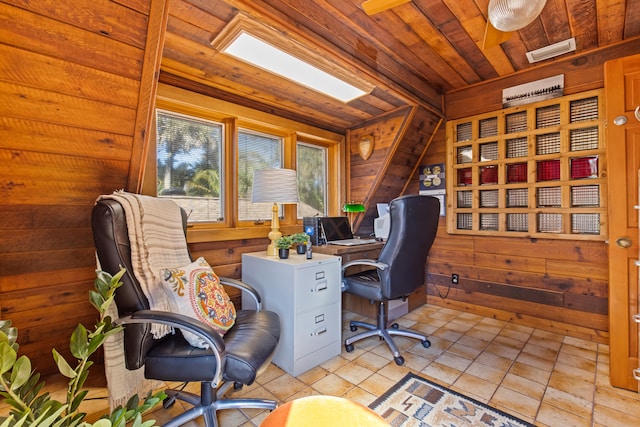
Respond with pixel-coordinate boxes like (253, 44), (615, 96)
(361, 0), (412, 15)
(482, 20), (512, 50)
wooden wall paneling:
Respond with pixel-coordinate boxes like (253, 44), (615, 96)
(426, 274), (608, 332)
(0, 83), (137, 134)
(349, 106), (444, 235)
(0, 266), (96, 294)
(0, 3), (145, 80)
(0, 45), (141, 108)
(445, 38), (640, 120)
(0, 117), (134, 161)
(0, 0), (155, 375)
(5, 0), (149, 48)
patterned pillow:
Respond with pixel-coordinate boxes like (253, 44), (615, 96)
(160, 257), (236, 348)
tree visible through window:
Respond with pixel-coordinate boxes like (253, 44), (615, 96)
(238, 129), (282, 221)
(156, 110), (224, 222)
(297, 142), (326, 217)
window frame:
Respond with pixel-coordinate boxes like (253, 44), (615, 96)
(296, 140), (329, 218)
(150, 84), (345, 242)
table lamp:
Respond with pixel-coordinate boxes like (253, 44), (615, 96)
(343, 202), (365, 234)
(252, 168), (299, 256)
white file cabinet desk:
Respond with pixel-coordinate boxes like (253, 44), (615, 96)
(241, 251), (341, 377)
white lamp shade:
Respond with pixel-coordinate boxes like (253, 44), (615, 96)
(251, 168), (299, 204)
(488, 0), (547, 32)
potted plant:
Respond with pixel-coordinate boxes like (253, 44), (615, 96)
(275, 235), (293, 259)
(0, 268), (165, 427)
(291, 232), (310, 254)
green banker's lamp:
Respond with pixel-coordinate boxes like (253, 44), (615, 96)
(343, 202), (365, 234)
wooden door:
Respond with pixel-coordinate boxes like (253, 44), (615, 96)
(605, 53), (640, 391)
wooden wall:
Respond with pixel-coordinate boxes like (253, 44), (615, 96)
(1, 0), (638, 377)
(347, 106), (444, 236)
(0, 0), (164, 375)
(406, 42), (640, 344)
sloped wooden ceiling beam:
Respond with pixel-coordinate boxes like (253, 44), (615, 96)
(128, 0), (172, 192)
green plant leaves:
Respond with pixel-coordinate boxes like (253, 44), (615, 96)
(0, 266), (163, 426)
(9, 356), (31, 391)
(70, 325), (89, 360)
(0, 341), (17, 375)
(52, 349), (76, 379)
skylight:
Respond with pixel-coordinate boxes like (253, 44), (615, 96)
(222, 32), (368, 103)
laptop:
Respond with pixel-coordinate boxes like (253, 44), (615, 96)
(319, 216), (377, 246)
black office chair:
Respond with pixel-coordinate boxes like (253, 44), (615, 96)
(342, 195), (439, 365)
(92, 198), (280, 427)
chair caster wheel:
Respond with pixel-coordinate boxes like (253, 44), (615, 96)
(394, 356), (405, 366)
(391, 323), (399, 329)
(422, 339), (431, 348)
(163, 396), (176, 409)
(345, 343), (354, 352)
(234, 382), (244, 390)
(350, 324), (358, 332)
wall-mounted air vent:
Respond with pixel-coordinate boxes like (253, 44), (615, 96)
(502, 75), (564, 108)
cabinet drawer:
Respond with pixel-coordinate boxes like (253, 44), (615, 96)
(295, 308), (340, 358)
(294, 265), (340, 313)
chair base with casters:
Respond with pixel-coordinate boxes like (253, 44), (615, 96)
(159, 381), (276, 427)
(344, 299), (431, 366)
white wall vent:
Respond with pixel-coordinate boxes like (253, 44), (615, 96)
(526, 38), (576, 63)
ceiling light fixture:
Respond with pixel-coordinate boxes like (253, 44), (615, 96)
(488, 0), (547, 32)
(223, 32), (368, 103)
(526, 38), (576, 63)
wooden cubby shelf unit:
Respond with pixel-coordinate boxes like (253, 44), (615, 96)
(446, 89), (606, 240)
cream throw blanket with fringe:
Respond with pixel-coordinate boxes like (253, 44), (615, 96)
(97, 191), (192, 409)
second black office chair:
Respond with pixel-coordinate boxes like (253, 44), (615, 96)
(342, 194), (440, 365)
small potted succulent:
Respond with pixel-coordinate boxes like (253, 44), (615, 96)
(275, 235), (293, 259)
(291, 232), (310, 254)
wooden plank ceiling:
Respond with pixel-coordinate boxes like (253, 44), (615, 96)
(161, 0), (640, 133)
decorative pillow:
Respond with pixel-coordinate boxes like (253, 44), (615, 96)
(160, 257), (236, 348)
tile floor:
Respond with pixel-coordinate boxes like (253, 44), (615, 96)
(4, 305), (640, 426)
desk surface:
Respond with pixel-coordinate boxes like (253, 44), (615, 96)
(313, 241), (384, 256)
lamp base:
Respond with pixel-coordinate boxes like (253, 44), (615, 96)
(266, 202), (281, 256)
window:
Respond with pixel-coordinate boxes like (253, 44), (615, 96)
(153, 84), (343, 238)
(238, 129), (283, 221)
(446, 89), (606, 240)
(297, 142), (327, 217)
(212, 13), (373, 104)
(156, 110), (224, 222)
(222, 32), (367, 102)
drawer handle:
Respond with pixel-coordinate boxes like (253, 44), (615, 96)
(634, 314), (640, 323)
(314, 281), (328, 292)
(313, 327), (327, 336)
(634, 369), (640, 381)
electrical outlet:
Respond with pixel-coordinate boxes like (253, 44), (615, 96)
(452, 274), (459, 284)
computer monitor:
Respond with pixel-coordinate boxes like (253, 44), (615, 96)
(375, 203), (390, 240)
(319, 216), (353, 242)
(376, 203), (389, 217)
